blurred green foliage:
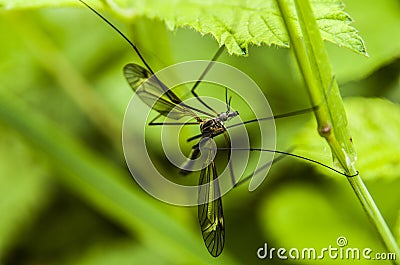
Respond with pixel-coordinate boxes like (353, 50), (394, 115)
(0, 0), (399, 264)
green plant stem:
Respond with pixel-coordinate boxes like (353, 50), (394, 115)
(277, 0), (400, 261)
(348, 176), (400, 261)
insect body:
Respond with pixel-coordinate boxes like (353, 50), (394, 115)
(200, 111), (238, 138)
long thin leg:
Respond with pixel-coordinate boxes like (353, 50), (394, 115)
(211, 146), (359, 189)
(186, 77), (340, 142)
(228, 75), (337, 129)
(148, 114), (200, 126)
(226, 106), (317, 130)
(189, 46), (225, 114)
(234, 149), (290, 187)
(229, 75), (338, 129)
(149, 121), (199, 126)
(79, 0), (155, 75)
(186, 106), (317, 142)
(217, 147), (359, 177)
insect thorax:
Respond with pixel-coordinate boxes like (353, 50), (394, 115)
(200, 119), (226, 138)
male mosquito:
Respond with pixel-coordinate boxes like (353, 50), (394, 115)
(79, 0), (357, 257)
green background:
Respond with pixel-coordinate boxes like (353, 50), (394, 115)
(0, 0), (399, 264)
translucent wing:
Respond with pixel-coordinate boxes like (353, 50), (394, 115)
(124, 63), (181, 102)
(198, 154), (225, 257)
(123, 63), (198, 120)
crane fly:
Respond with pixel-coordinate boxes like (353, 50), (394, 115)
(79, 0), (358, 257)
(124, 61), (236, 257)
(79, 0), (233, 256)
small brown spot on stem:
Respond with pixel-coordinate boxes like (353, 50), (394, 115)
(319, 124), (332, 137)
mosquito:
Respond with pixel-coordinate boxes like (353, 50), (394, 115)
(79, 0), (358, 257)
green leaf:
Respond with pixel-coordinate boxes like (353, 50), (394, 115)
(0, 0), (85, 9)
(292, 98), (400, 180)
(0, 0), (367, 56)
(328, 0), (400, 82)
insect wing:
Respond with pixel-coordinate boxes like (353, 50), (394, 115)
(124, 63), (197, 120)
(124, 63), (152, 91)
(198, 158), (225, 257)
(124, 63), (181, 102)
